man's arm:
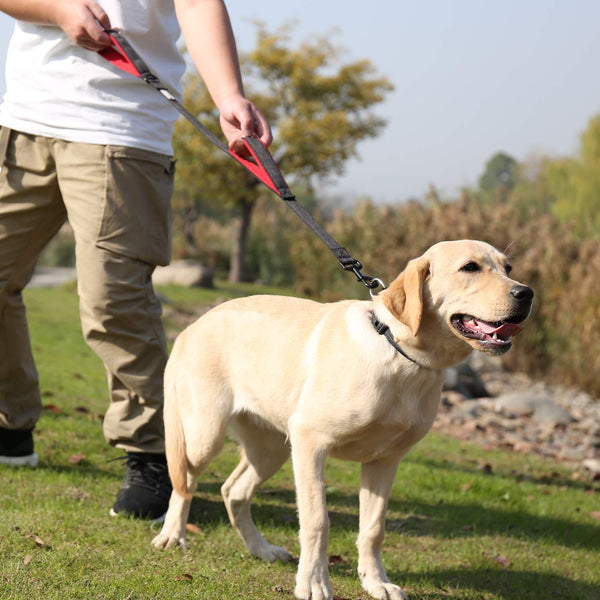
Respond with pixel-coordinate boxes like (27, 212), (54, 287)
(174, 0), (272, 151)
(0, 0), (112, 50)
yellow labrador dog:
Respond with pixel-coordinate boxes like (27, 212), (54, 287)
(152, 240), (533, 600)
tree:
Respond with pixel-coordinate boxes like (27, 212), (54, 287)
(547, 113), (600, 238)
(171, 23), (393, 282)
(478, 152), (518, 203)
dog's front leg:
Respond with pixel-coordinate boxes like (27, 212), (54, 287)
(357, 456), (407, 600)
(290, 426), (332, 600)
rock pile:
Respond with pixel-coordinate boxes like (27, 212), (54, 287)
(437, 357), (600, 477)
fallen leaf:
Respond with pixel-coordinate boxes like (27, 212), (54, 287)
(329, 555), (343, 565)
(68, 453), (85, 465)
(462, 524), (474, 531)
(272, 584), (285, 593)
(25, 534), (51, 549)
(590, 512), (600, 522)
(175, 573), (193, 582)
(23, 554), (33, 565)
(42, 404), (62, 413)
(74, 406), (89, 414)
(493, 555), (511, 567)
(460, 480), (474, 492)
(185, 523), (203, 535)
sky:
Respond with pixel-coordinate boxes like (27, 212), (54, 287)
(1, 1), (600, 203)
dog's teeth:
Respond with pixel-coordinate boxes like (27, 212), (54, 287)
(492, 333), (498, 340)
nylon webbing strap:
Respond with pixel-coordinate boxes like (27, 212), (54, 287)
(98, 30), (373, 284)
(241, 138), (358, 268)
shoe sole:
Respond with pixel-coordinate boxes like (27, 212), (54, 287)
(0, 453), (39, 467)
(109, 507), (166, 525)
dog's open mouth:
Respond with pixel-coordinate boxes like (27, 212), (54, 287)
(451, 314), (525, 347)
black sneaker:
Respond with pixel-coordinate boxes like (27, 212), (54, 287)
(0, 427), (39, 467)
(110, 452), (172, 522)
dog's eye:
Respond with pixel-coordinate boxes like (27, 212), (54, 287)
(505, 264), (513, 275)
(460, 262), (481, 273)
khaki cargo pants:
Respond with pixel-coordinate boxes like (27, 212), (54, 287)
(0, 127), (175, 453)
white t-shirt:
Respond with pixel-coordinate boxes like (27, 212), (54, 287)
(0, 0), (186, 156)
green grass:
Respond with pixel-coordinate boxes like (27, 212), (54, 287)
(1, 284), (599, 600)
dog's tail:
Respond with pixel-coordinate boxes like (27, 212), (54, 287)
(164, 360), (192, 501)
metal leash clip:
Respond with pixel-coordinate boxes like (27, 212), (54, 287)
(340, 260), (386, 294)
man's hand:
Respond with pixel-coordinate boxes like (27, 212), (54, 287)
(53, 0), (112, 50)
(219, 94), (273, 156)
(0, 0), (113, 50)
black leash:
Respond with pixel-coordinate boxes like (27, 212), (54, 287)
(98, 30), (384, 293)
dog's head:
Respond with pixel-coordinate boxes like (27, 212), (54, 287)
(379, 240), (533, 358)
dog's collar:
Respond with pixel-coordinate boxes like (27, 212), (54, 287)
(370, 311), (427, 368)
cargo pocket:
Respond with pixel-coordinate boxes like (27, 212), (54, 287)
(96, 146), (175, 266)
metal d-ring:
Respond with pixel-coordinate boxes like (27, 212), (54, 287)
(368, 278), (387, 298)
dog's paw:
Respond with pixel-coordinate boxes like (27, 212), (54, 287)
(362, 580), (408, 600)
(294, 567), (333, 600)
(294, 582), (333, 600)
(251, 542), (294, 563)
(151, 533), (187, 550)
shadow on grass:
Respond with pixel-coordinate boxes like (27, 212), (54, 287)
(385, 497), (600, 551)
(189, 479), (600, 554)
(396, 566), (600, 600)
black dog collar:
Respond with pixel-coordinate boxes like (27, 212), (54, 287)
(370, 311), (425, 368)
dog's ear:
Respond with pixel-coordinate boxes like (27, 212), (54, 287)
(381, 256), (430, 336)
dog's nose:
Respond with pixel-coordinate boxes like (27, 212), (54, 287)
(510, 285), (534, 303)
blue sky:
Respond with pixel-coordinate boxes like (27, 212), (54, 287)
(1, 1), (600, 203)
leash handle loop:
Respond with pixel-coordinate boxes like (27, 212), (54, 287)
(229, 138), (293, 199)
(98, 30), (145, 78)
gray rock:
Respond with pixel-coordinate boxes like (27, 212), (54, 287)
(494, 392), (574, 425)
(531, 400), (574, 425)
(444, 361), (489, 399)
(153, 260), (214, 288)
(494, 392), (538, 417)
(583, 459), (600, 474)
(30, 267), (77, 288)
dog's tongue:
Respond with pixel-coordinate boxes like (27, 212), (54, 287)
(476, 319), (523, 338)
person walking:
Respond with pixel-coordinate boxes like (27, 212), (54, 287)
(0, 0), (271, 521)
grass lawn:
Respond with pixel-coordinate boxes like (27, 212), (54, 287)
(1, 284), (599, 600)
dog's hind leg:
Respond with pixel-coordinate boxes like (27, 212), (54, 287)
(222, 413), (293, 562)
(153, 362), (231, 551)
(152, 471), (199, 549)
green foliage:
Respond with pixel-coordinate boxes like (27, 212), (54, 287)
(547, 113), (600, 237)
(478, 152), (518, 203)
(245, 22), (393, 178)
(1, 285), (598, 599)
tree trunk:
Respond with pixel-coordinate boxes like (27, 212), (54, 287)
(182, 207), (199, 256)
(228, 197), (255, 283)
